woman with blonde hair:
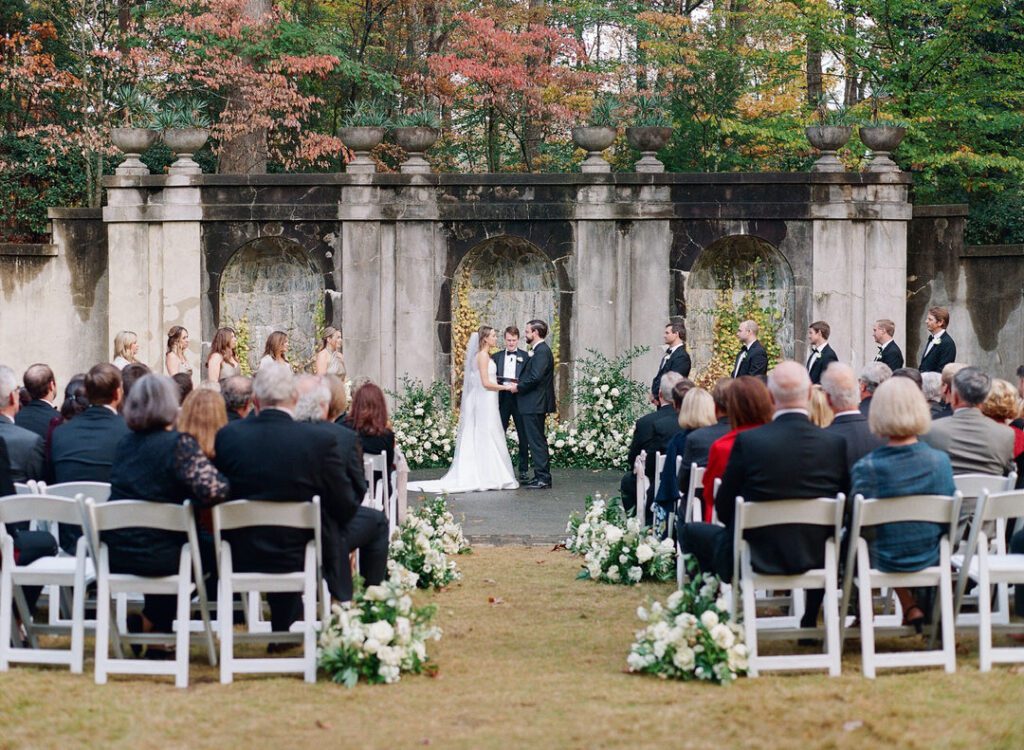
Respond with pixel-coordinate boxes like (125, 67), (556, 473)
(177, 388), (227, 459)
(206, 327), (240, 383)
(982, 378), (1024, 487)
(315, 327), (346, 377)
(808, 384), (834, 428)
(258, 330), (290, 373)
(323, 373), (349, 423)
(112, 330), (140, 369)
(165, 326), (192, 377)
(655, 383), (710, 515)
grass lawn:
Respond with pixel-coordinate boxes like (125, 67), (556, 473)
(2, 545), (1023, 749)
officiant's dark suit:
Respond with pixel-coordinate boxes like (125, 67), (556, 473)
(493, 346), (529, 477)
(651, 346), (691, 400)
(215, 409), (388, 626)
(516, 340), (556, 487)
(732, 340), (768, 378)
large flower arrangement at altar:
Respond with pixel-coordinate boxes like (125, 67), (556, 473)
(391, 378), (458, 469)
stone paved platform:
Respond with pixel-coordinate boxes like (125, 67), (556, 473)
(407, 467), (623, 546)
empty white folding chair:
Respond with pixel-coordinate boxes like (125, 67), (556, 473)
(86, 498), (216, 688)
(633, 450), (647, 527)
(953, 489), (1024, 670)
(733, 495), (845, 677)
(0, 494), (88, 673)
(684, 463), (706, 524)
(213, 498), (322, 684)
(840, 493), (961, 678)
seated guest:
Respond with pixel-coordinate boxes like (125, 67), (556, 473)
(345, 382), (397, 500)
(216, 367), (387, 623)
(112, 330), (141, 369)
(221, 375), (253, 421)
(324, 374), (350, 425)
(857, 361), (892, 417)
(822, 363), (884, 471)
(679, 362), (849, 587)
(44, 375), (89, 471)
(121, 362), (151, 406)
(891, 367), (923, 389)
(981, 378), (1024, 488)
(16, 364), (59, 440)
(655, 383), (710, 517)
(921, 371), (946, 420)
(172, 372), (193, 404)
(619, 372), (685, 517)
(934, 362), (967, 420)
(922, 367), (1015, 476)
(106, 375), (229, 647)
(808, 385), (833, 427)
(851, 377), (956, 630)
(676, 378), (732, 500)
(701, 376), (773, 522)
(0, 364), (45, 483)
(1017, 365), (1024, 408)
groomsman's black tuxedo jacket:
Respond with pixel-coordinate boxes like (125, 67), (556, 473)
(493, 347), (528, 411)
(516, 342), (556, 414)
(918, 332), (957, 373)
(651, 346), (692, 398)
(874, 340), (904, 371)
(806, 343), (839, 385)
(732, 339), (768, 378)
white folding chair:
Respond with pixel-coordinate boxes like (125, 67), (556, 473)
(684, 463), (706, 524)
(86, 498), (216, 688)
(633, 450), (648, 527)
(0, 494), (88, 673)
(393, 447), (410, 531)
(732, 495), (844, 677)
(13, 482), (37, 495)
(666, 455), (683, 541)
(953, 489), (1024, 670)
(213, 498), (322, 684)
(840, 493), (961, 678)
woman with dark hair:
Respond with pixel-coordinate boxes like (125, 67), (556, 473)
(43, 374), (89, 472)
(258, 331), (290, 373)
(315, 326), (346, 377)
(345, 382), (396, 497)
(164, 326), (192, 377)
(701, 375), (773, 522)
(206, 327), (240, 384)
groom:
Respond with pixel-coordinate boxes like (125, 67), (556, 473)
(510, 319), (556, 489)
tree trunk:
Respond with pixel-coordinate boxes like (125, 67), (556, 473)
(217, 0), (271, 174)
(806, 34), (823, 106)
(842, 1), (859, 106)
(521, 0), (545, 171)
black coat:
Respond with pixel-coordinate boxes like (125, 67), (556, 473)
(215, 409), (360, 573)
(732, 340), (768, 378)
(676, 417), (731, 496)
(715, 413), (849, 575)
(0, 416), (44, 483)
(651, 346), (692, 398)
(627, 405), (683, 477)
(493, 348), (528, 413)
(49, 406), (130, 484)
(874, 340), (904, 371)
(919, 332), (957, 373)
(826, 412), (884, 472)
(516, 341), (556, 415)
(0, 437), (14, 497)
(15, 400), (58, 441)
(806, 343), (839, 385)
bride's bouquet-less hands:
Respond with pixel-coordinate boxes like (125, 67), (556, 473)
(627, 558), (748, 684)
(389, 495), (471, 590)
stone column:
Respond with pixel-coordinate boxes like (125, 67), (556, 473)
(572, 181), (620, 361)
(159, 167), (203, 383)
(340, 177), (383, 385)
(626, 183), (672, 383)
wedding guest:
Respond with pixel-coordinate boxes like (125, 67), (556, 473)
(919, 306), (957, 373)
(922, 371), (946, 420)
(45, 374), (89, 465)
(701, 376), (773, 522)
(1017, 365), (1024, 404)
(620, 372), (684, 518)
(121, 362), (151, 405)
(806, 321), (838, 385)
(112, 330), (140, 369)
(324, 374), (349, 424)
(857, 361), (892, 417)
(651, 320), (692, 402)
(851, 377), (956, 631)
(892, 367), (923, 390)
(221, 375), (253, 422)
(258, 331), (290, 373)
(0, 364), (45, 483)
(323, 374), (367, 501)
(106, 375), (229, 647)
(808, 385), (834, 427)
(676, 378), (733, 500)
(164, 326), (193, 378)
(654, 382), (708, 516)
(314, 327), (346, 377)
(934, 362), (967, 420)
(172, 372), (194, 404)
(981, 378), (1024, 488)
(346, 382), (396, 499)
(732, 320), (768, 378)
(872, 318), (904, 371)
(16, 364), (58, 440)
(206, 327), (241, 384)
(822, 363), (883, 471)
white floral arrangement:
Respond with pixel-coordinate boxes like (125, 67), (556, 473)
(318, 567), (441, 687)
(389, 495), (471, 590)
(627, 559), (748, 684)
(390, 378), (457, 469)
(565, 494), (675, 584)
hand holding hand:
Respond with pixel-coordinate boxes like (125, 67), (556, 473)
(509, 383), (518, 393)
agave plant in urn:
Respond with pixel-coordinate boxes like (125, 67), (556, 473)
(572, 96), (619, 173)
(393, 110), (441, 174)
(109, 85), (160, 175)
(805, 105), (853, 173)
(157, 97), (211, 174)
(626, 95), (673, 173)
(339, 101), (390, 174)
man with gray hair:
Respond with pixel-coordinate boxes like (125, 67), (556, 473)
(857, 361), (892, 417)
(222, 375), (253, 421)
(922, 366), (1015, 475)
(0, 364), (45, 483)
(921, 371), (946, 419)
(822, 363), (883, 471)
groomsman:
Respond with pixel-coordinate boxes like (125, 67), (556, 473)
(651, 320), (692, 402)
(732, 320), (768, 378)
(918, 306), (957, 373)
(493, 326), (530, 481)
(805, 320), (838, 385)
(872, 319), (904, 371)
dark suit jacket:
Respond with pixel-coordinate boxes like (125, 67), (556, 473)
(493, 348), (528, 413)
(516, 341), (556, 414)
(651, 346), (692, 398)
(627, 405), (683, 478)
(676, 417), (731, 497)
(715, 413), (849, 575)
(732, 340), (768, 378)
(826, 412), (884, 472)
(806, 343), (838, 385)
(314, 420), (368, 598)
(919, 332), (957, 373)
(15, 400), (58, 441)
(214, 409), (360, 573)
(0, 415), (44, 482)
(49, 406), (130, 484)
(0, 438), (14, 497)
(874, 340), (904, 371)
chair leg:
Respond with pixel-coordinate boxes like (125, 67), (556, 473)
(219, 549), (234, 685)
(857, 543), (876, 679)
(95, 562), (110, 685)
(303, 545), (317, 683)
(0, 568), (12, 671)
(741, 563), (759, 678)
(70, 560), (86, 674)
(174, 552), (191, 688)
(939, 542), (956, 674)
(978, 564), (992, 672)
(824, 542), (840, 677)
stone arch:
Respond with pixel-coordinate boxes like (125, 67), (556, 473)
(219, 237), (324, 372)
(685, 235), (796, 373)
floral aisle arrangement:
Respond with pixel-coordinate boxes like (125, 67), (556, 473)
(389, 495), (471, 590)
(390, 378), (457, 469)
(627, 558), (748, 684)
(564, 494), (675, 584)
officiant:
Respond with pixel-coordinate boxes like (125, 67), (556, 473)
(651, 320), (692, 401)
(493, 326), (530, 481)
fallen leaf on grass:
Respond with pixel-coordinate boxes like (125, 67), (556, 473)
(488, 596), (505, 606)
(482, 578), (496, 584)
(551, 543), (566, 551)
(843, 721), (863, 732)
(316, 720), (333, 730)
(424, 663), (441, 678)
(535, 559), (546, 564)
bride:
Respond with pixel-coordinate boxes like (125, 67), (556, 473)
(408, 326), (519, 494)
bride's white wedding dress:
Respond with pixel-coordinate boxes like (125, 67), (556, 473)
(408, 334), (519, 494)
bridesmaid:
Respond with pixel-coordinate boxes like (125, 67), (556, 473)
(258, 330), (290, 372)
(112, 330), (140, 369)
(164, 326), (193, 377)
(314, 327), (346, 377)
(206, 327), (241, 383)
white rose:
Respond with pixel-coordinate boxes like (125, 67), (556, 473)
(700, 610), (719, 629)
(711, 622), (735, 649)
(610, 387), (620, 397)
(636, 543), (654, 564)
(636, 605), (649, 621)
(628, 566), (643, 583)
(601, 384), (609, 393)
(591, 376), (599, 384)
(362, 637), (380, 654)
(607, 566), (621, 581)
(667, 590), (684, 610)
(605, 525), (623, 544)
(363, 585), (389, 601)
(672, 645), (696, 671)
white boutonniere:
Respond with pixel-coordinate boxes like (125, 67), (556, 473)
(517, 356), (524, 363)
(528, 350), (535, 358)
(933, 334), (942, 344)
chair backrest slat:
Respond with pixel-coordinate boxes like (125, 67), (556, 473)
(0, 494), (85, 526)
(365, 452), (387, 472)
(89, 499), (193, 534)
(213, 498), (320, 532)
(14, 482), (35, 495)
(44, 481), (112, 504)
(979, 490), (1024, 525)
(736, 496), (844, 530)
(954, 473), (1015, 500)
(854, 494), (960, 527)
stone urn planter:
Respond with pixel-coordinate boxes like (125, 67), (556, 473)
(572, 126), (617, 173)
(339, 126), (386, 174)
(162, 127), (209, 172)
(625, 126), (672, 172)
(805, 126), (852, 173)
(111, 127), (159, 174)
(393, 126), (439, 174)
(859, 125), (906, 173)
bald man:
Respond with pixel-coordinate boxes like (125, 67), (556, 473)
(822, 363), (883, 471)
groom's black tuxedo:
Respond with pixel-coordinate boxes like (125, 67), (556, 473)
(516, 340), (556, 485)
(493, 348), (529, 474)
